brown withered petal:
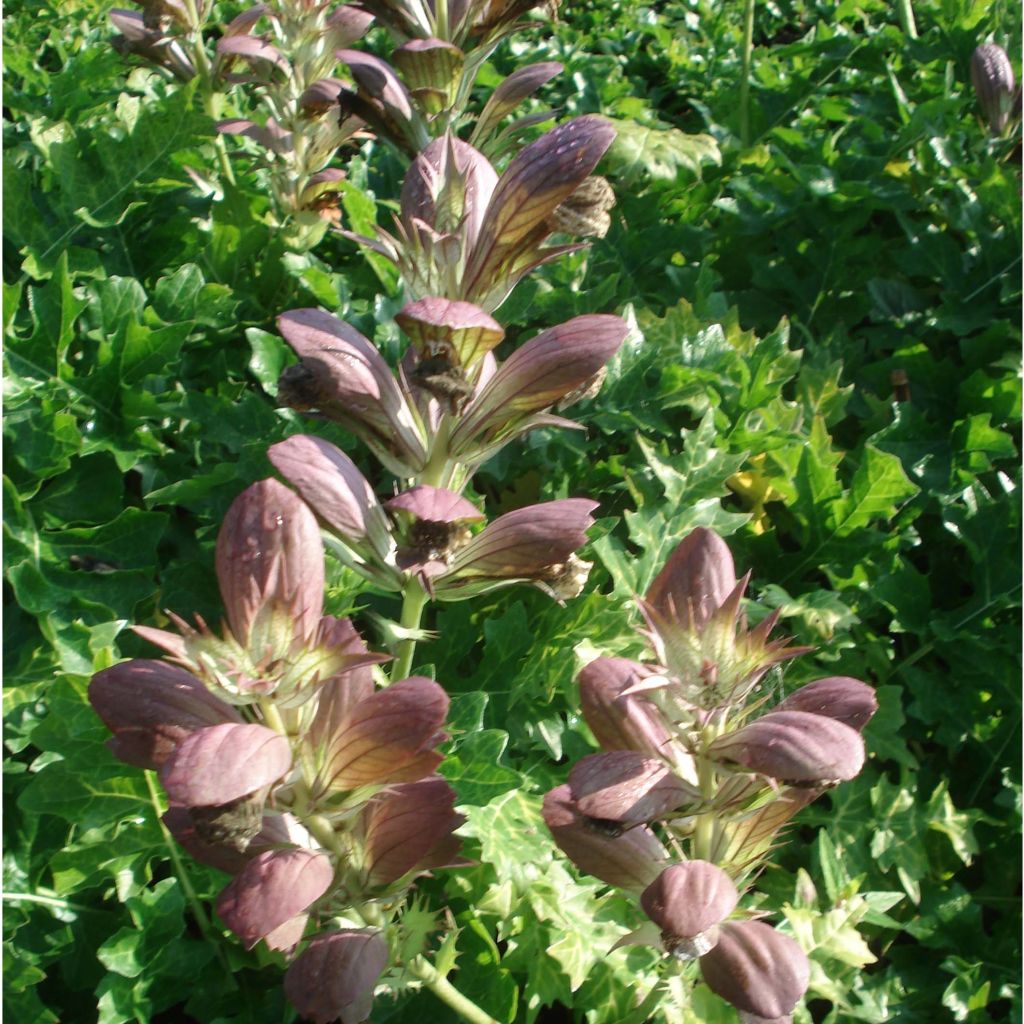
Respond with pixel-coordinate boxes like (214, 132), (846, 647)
(321, 676), (448, 791)
(360, 776), (464, 887)
(699, 921), (810, 1020)
(216, 848), (334, 948)
(396, 297), (504, 369)
(160, 723), (292, 807)
(775, 677), (878, 733)
(461, 116), (617, 300)
(578, 657), (672, 756)
(449, 315), (628, 455)
(284, 929), (388, 1024)
(641, 862), (739, 946)
(216, 478), (325, 649)
(268, 435), (387, 550)
(708, 710), (865, 785)
(276, 308), (427, 476)
(645, 528), (737, 632)
(90, 660), (242, 769)
(445, 498), (598, 580)
(569, 750), (696, 826)
(299, 78), (346, 115)
(550, 175), (616, 238)
(162, 805), (296, 875)
(385, 485), (483, 524)
(972, 43), (1016, 134)
(542, 784), (669, 890)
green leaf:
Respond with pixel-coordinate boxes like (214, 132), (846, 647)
(607, 119), (720, 184)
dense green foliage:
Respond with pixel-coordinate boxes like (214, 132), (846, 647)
(4, 0), (1020, 1021)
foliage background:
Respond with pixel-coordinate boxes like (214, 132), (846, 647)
(4, 0), (1021, 1021)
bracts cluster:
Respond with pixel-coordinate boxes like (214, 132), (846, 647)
(544, 528), (878, 1021)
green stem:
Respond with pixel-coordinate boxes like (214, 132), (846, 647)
(390, 578), (430, 682)
(407, 957), (501, 1024)
(3, 891), (105, 915)
(739, 0), (756, 147)
(896, 0), (918, 38)
(144, 770), (234, 981)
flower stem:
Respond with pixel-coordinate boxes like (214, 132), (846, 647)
(739, 0), (757, 148)
(145, 770), (238, 985)
(390, 578), (430, 682)
(896, 0), (919, 39)
(407, 956), (501, 1024)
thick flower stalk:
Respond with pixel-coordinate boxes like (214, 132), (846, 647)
(544, 527), (879, 1020)
(90, 479), (466, 1023)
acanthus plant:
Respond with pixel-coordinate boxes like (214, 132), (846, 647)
(544, 528), (878, 1021)
(90, 87), (629, 1017)
(90, 6), (883, 1022)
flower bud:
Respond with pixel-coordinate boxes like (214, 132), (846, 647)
(708, 710), (865, 785)
(579, 657), (672, 757)
(568, 750), (697, 826)
(284, 929), (388, 1024)
(550, 176), (616, 238)
(774, 676), (877, 732)
(316, 677), (448, 792)
(89, 660), (242, 770)
(159, 723), (292, 849)
(972, 44), (1017, 135)
(641, 861), (739, 960)
(699, 920), (809, 1020)
(217, 848), (334, 950)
